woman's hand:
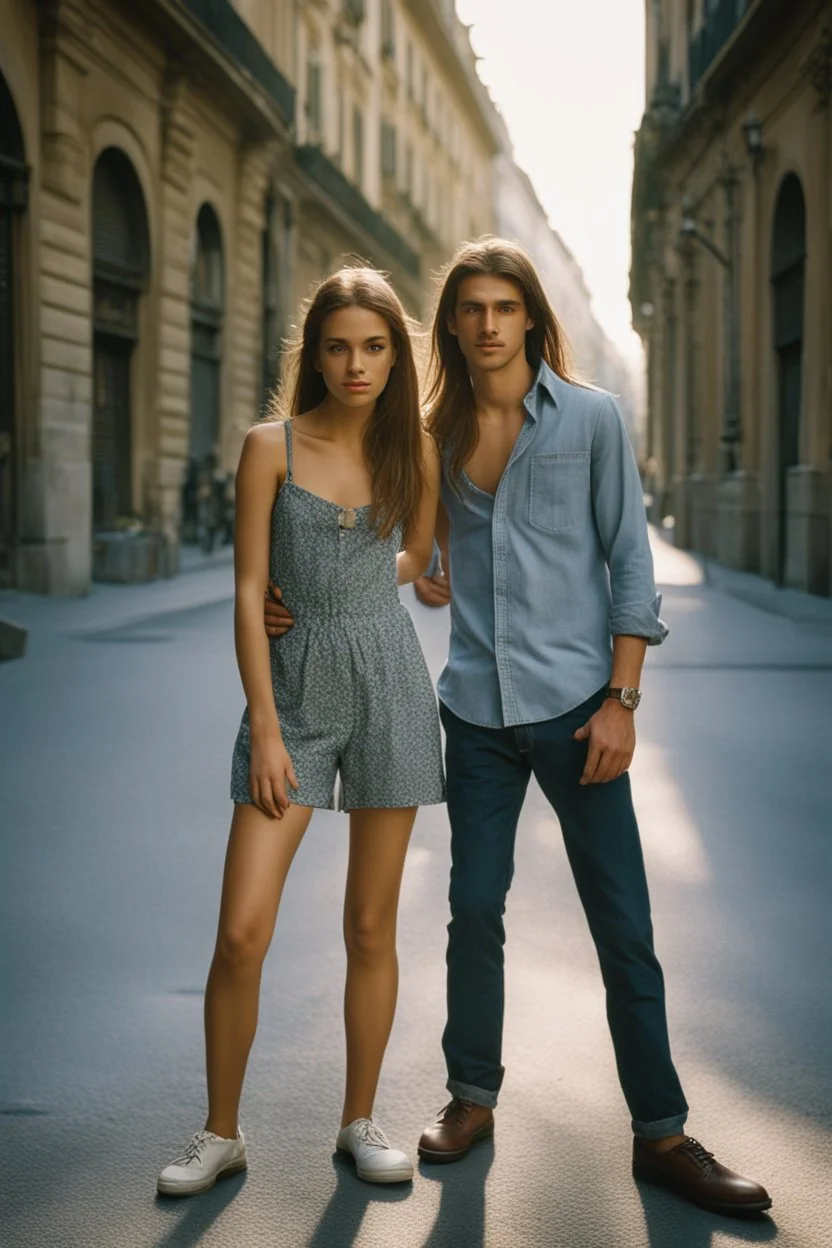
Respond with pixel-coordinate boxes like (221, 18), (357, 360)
(249, 726), (298, 818)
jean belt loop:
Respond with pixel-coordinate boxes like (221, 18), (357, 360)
(515, 724), (533, 753)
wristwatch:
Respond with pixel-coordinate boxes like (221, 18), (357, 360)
(605, 686), (642, 710)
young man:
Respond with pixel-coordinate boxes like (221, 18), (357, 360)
(264, 239), (770, 1216)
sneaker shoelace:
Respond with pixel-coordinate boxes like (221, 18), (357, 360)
(353, 1119), (392, 1151)
(172, 1129), (217, 1167)
(678, 1137), (716, 1175)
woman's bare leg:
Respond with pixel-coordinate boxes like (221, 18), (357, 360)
(204, 801), (314, 1139)
(341, 806), (416, 1127)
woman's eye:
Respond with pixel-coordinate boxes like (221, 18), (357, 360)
(329, 344), (345, 354)
(368, 343), (384, 352)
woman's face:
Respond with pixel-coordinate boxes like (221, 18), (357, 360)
(316, 305), (397, 409)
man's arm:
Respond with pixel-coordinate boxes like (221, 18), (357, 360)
(573, 396), (665, 784)
(590, 394), (668, 645)
(413, 500), (451, 608)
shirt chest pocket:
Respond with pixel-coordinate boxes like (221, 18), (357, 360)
(528, 452), (591, 534)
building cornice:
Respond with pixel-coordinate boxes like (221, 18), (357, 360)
(400, 0), (502, 154)
(91, 0), (297, 141)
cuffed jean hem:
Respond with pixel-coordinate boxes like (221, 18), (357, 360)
(631, 1111), (688, 1140)
(447, 1078), (499, 1109)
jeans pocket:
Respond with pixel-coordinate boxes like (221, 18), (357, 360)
(528, 452), (590, 534)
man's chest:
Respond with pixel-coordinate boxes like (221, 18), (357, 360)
(464, 414), (527, 496)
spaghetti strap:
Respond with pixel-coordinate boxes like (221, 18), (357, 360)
(284, 420), (293, 482)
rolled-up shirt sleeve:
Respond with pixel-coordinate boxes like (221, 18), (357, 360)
(590, 395), (669, 645)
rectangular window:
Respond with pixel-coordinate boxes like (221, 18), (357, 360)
(352, 106), (364, 188)
(336, 88), (345, 165)
(306, 58), (322, 139)
(404, 143), (413, 199)
(381, 0), (395, 59)
(381, 120), (397, 178)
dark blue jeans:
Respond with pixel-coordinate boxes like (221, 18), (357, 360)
(440, 691), (689, 1138)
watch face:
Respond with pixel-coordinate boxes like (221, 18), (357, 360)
(622, 687), (641, 710)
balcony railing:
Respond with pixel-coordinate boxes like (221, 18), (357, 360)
(689, 0), (751, 92)
(180, 0), (294, 126)
(296, 145), (420, 279)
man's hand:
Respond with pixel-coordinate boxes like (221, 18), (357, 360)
(264, 583), (295, 637)
(574, 700), (636, 785)
(413, 571), (451, 609)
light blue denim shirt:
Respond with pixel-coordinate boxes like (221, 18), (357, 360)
(437, 361), (667, 728)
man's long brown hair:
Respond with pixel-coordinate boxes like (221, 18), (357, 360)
(270, 266), (424, 539)
(425, 236), (580, 483)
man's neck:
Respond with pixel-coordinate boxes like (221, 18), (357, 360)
(470, 352), (536, 422)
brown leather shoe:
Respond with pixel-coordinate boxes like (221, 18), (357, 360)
(633, 1136), (772, 1216)
(418, 1098), (494, 1164)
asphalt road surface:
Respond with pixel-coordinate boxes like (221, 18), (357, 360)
(1, 536), (830, 1247)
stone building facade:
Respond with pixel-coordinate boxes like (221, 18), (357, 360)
(0, 0), (499, 595)
(631, 0), (832, 595)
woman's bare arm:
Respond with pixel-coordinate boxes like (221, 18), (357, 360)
(234, 423), (297, 816)
(397, 432), (441, 586)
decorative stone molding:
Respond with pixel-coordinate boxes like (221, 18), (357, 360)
(801, 25), (832, 103)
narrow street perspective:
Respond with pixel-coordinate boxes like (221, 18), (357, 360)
(2, 1), (832, 1246)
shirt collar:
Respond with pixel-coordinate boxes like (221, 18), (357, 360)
(523, 359), (560, 421)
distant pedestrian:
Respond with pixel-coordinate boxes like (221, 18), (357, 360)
(266, 236), (772, 1217)
(157, 267), (444, 1197)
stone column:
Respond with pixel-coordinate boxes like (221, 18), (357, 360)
(153, 60), (197, 576)
(19, 0), (92, 594)
(226, 143), (275, 464)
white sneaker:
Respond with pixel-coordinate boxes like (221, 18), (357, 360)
(336, 1118), (414, 1184)
(157, 1128), (247, 1196)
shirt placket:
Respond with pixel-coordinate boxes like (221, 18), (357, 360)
(492, 412), (537, 728)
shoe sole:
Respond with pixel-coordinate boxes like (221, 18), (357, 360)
(633, 1171), (772, 1217)
(336, 1146), (413, 1184)
(417, 1120), (495, 1164)
(157, 1156), (247, 1197)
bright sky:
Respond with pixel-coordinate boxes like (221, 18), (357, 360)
(456, 0), (646, 364)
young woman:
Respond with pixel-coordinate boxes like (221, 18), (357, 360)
(157, 267), (445, 1196)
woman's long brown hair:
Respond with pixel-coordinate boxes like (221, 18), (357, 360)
(270, 267), (424, 539)
(425, 236), (580, 484)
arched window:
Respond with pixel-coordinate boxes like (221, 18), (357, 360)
(188, 204), (224, 470)
(770, 173), (806, 583)
(91, 148), (150, 533)
(0, 69), (27, 585)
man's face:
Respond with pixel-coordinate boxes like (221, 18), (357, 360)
(448, 275), (533, 373)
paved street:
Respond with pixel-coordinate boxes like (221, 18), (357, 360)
(1, 535), (831, 1248)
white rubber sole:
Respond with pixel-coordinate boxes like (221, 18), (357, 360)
(337, 1147), (414, 1184)
(156, 1155), (247, 1196)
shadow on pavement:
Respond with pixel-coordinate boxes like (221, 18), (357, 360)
(637, 1183), (778, 1248)
(304, 1151), (412, 1247)
(418, 1139), (494, 1248)
(152, 1170), (247, 1248)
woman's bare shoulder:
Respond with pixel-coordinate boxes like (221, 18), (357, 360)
(239, 419), (287, 482)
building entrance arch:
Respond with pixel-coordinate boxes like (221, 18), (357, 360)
(91, 147), (150, 533)
(770, 173), (806, 585)
(0, 69), (28, 586)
